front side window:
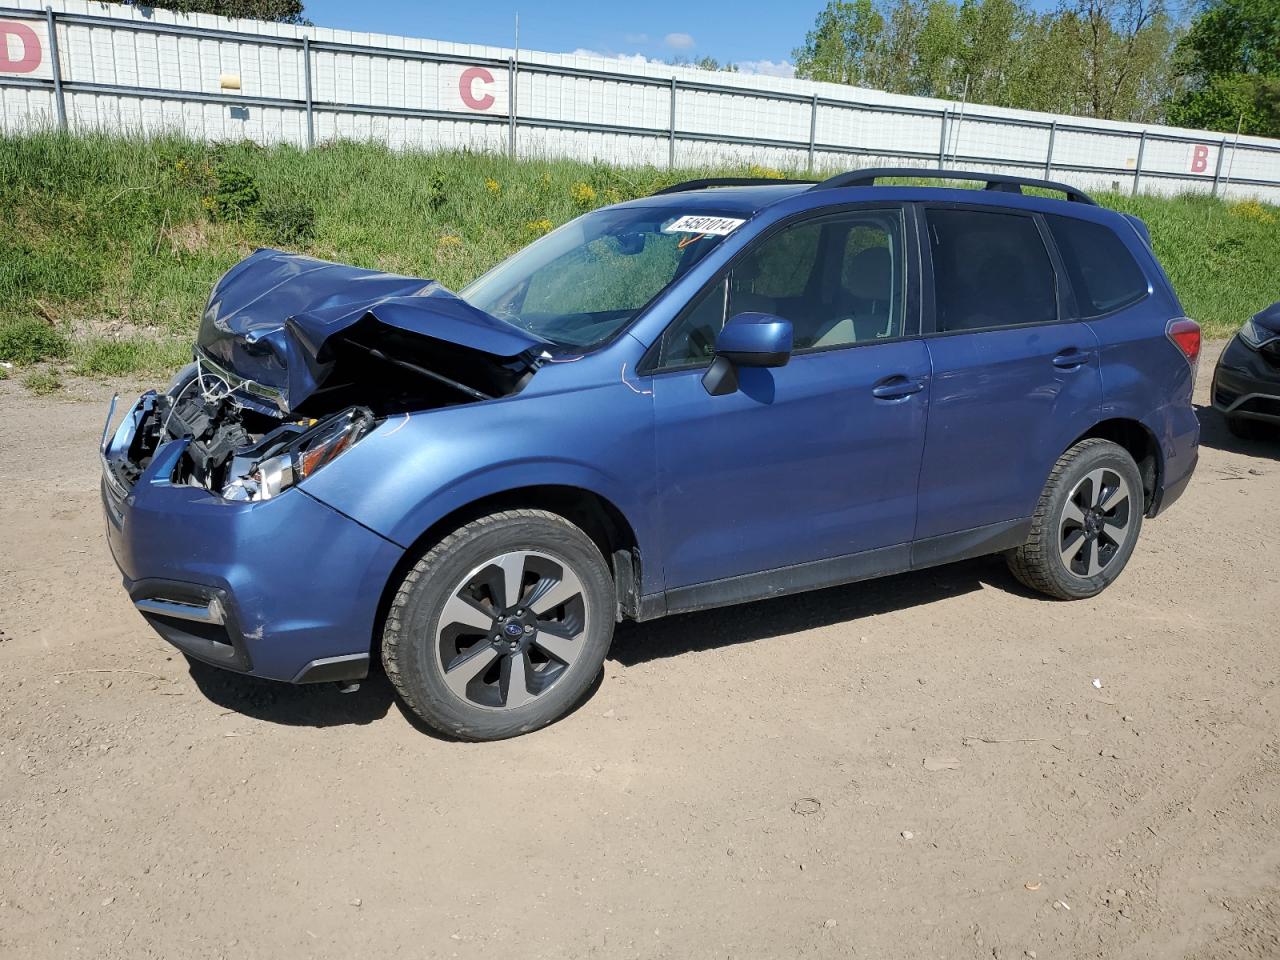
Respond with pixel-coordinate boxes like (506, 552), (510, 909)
(658, 210), (906, 368)
(461, 206), (738, 348)
(926, 209), (1057, 332)
(1046, 214), (1150, 317)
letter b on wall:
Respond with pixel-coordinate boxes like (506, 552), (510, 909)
(0, 20), (42, 74)
(1190, 144), (1210, 174)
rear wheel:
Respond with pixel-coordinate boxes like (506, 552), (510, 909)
(1006, 439), (1144, 600)
(383, 510), (615, 741)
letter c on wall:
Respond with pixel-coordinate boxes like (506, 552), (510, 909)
(0, 21), (43, 74)
(459, 66), (496, 111)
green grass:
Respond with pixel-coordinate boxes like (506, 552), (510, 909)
(22, 369), (62, 395)
(0, 131), (1276, 389)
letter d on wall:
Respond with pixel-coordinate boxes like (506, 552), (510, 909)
(0, 20), (43, 73)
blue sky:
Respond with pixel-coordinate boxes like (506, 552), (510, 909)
(302, 0), (821, 75)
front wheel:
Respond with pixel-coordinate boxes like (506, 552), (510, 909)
(1006, 439), (1144, 600)
(383, 510), (615, 741)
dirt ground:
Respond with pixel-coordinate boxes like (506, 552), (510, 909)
(1, 339), (1278, 960)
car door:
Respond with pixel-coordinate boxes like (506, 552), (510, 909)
(642, 206), (931, 602)
(913, 204), (1103, 546)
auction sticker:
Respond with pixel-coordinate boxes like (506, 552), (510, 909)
(662, 215), (746, 236)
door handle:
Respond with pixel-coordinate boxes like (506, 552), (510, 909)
(1052, 348), (1091, 370)
(872, 375), (926, 400)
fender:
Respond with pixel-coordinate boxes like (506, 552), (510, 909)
(299, 372), (663, 594)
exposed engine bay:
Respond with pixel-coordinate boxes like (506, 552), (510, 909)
(103, 249), (552, 503)
(112, 321), (541, 503)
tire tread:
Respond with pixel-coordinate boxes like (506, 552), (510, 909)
(382, 509), (609, 740)
(1006, 438), (1138, 601)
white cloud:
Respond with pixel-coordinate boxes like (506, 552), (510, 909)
(569, 48), (661, 66)
(663, 32), (695, 50)
(735, 59), (796, 78)
(623, 32), (650, 44)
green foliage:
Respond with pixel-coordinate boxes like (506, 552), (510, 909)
(23, 369), (63, 395)
(110, 0), (308, 24)
(669, 56), (740, 72)
(794, 0), (1178, 122)
(204, 164), (261, 222)
(71, 338), (192, 378)
(0, 132), (1274, 382)
(259, 197), (317, 246)
(1169, 0), (1280, 136)
(0, 318), (70, 365)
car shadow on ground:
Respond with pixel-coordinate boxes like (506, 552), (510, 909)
(184, 555), (1032, 732)
(186, 656), (395, 728)
(1195, 404), (1280, 462)
(610, 553), (1036, 666)
(186, 643), (607, 740)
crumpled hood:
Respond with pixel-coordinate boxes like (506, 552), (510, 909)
(197, 248), (549, 410)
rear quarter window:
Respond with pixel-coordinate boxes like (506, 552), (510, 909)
(1046, 215), (1150, 317)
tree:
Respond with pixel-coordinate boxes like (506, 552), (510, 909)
(793, 0), (888, 86)
(111, 0), (308, 24)
(669, 56), (740, 73)
(1168, 0), (1280, 135)
(792, 0), (1181, 123)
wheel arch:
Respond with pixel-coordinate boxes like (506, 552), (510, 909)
(1070, 418), (1161, 514)
(369, 484), (645, 660)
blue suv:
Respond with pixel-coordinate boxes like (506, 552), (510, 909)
(101, 168), (1200, 739)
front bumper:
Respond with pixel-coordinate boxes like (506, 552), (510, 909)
(1212, 335), (1280, 424)
(101, 399), (404, 683)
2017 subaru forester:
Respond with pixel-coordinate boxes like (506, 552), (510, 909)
(101, 168), (1201, 740)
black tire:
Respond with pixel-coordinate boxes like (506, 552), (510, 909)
(383, 510), (615, 741)
(1006, 439), (1144, 600)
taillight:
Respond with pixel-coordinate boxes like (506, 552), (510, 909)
(1166, 318), (1201, 364)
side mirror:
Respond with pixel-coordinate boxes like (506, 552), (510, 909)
(703, 312), (792, 396)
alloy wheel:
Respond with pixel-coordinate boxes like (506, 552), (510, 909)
(1058, 467), (1133, 579)
(434, 550), (590, 710)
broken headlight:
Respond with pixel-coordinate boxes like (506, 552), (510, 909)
(223, 407), (375, 502)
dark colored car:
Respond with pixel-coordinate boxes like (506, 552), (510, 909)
(1212, 302), (1280, 439)
(101, 168), (1200, 740)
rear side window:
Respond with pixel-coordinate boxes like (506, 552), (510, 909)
(926, 209), (1057, 332)
(1046, 215), (1150, 317)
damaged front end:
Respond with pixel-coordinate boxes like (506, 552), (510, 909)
(119, 378), (378, 502)
(105, 249), (551, 504)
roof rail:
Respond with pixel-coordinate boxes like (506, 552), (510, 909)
(810, 167), (1098, 205)
(653, 176), (817, 195)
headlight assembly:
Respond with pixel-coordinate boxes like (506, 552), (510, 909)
(1239, 317), (1278, 350)
(223, 407), (375, 502)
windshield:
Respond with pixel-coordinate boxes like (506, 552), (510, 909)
(460, 206), (744, 348)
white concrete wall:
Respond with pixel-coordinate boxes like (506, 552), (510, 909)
(2, 0), (1278, 201)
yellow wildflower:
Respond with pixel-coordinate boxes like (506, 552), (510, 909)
(525, 218), (554, 235)
(437, 234), (463, 247)
(746, 164), (786, 180)
(570, 182), (597, 207)
(1232, 199), (1277, 224)
(484, 177), (501, 195)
